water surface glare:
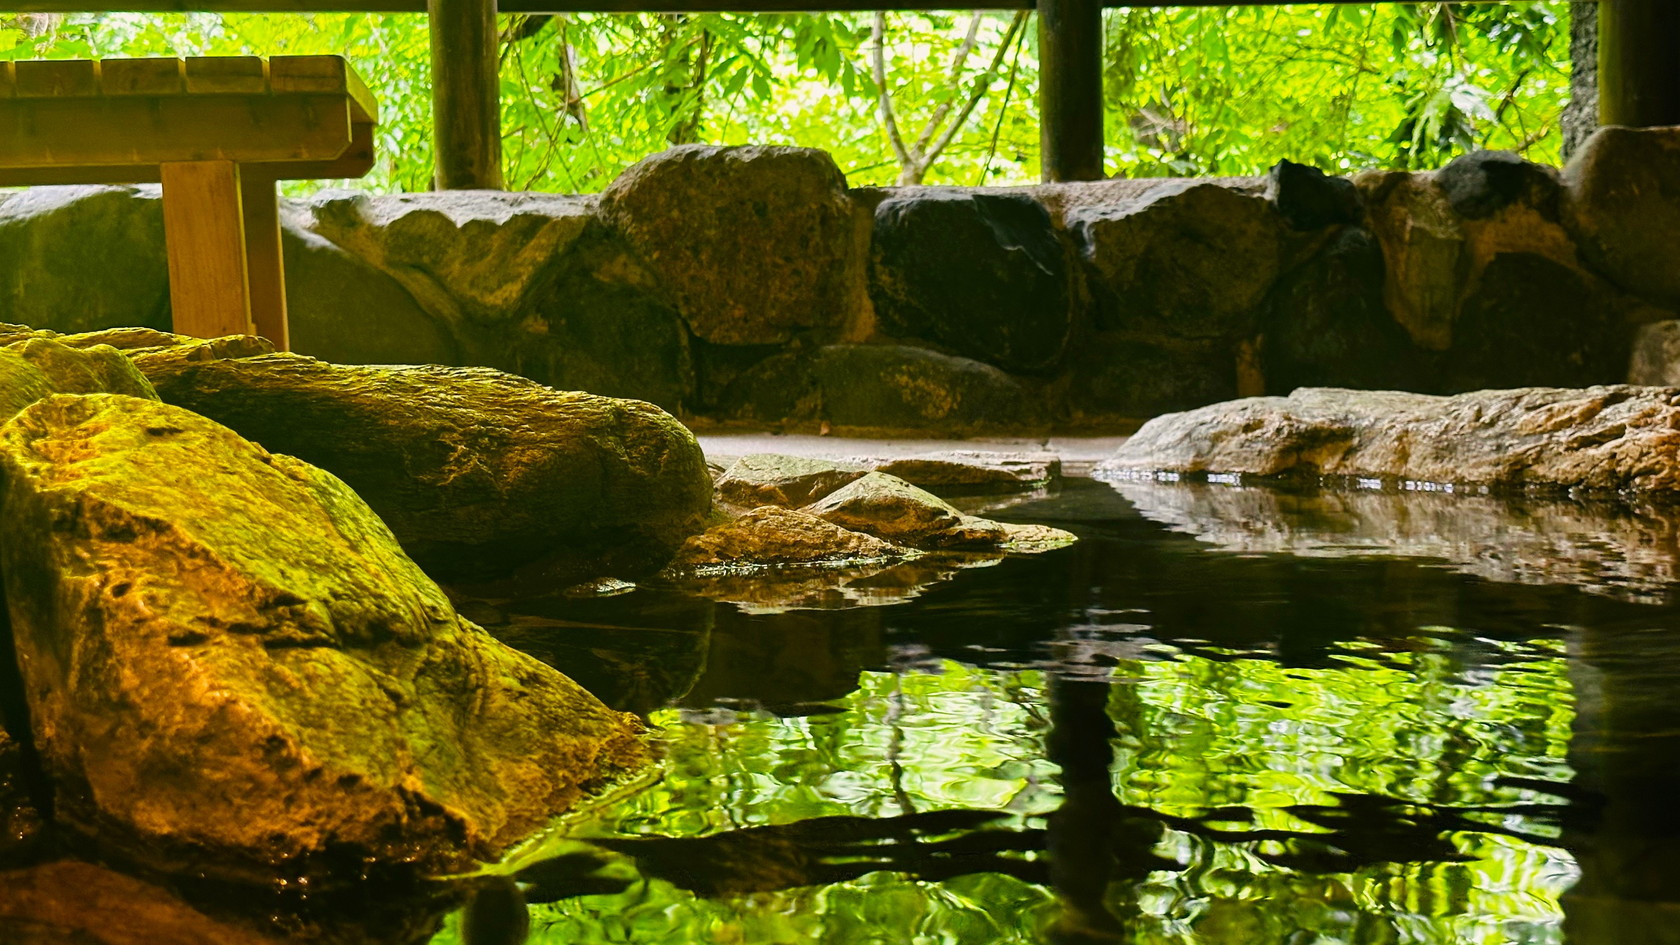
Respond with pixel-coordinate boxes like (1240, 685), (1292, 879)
(440, 478), (1680, 945)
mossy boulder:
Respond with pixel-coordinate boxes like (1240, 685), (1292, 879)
(0, 394), (649, 881)
(0, 337), (158, 420)
(138, 352), (713, 582)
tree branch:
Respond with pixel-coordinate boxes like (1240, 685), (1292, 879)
(911, 12), (984, 158)
(872, 12), (912, 173)
(923, 10), (1029, 174)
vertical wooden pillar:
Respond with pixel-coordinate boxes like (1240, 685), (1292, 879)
(429, 0), (504, 190)
(1038, 0), (1105, 182)
(160, 160), (253, 340)
(1599, 0), (1680, 127)
(240, 174), (290, 350)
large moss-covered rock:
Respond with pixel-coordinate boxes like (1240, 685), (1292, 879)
(1564, 126), (1680, 306)
(0, 337), (157, 420)
(1067, 180), (1283, 341)
(869, 191), (1072, 373)
(0, 186), (171, 333)
(0, 394), (648, 880)
(139, 353), (713, 581)
(600, 144), (860, 345)
(1063, 334), (1239, 424)
(1097, 386), (1680, 494)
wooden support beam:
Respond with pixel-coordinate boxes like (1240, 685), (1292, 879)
(160, 160), (254, 340)
(1599, 0), (1680, 127)
(240, 174), (290, 350)
(1038, 0), (1104, 181)
(429, 0), (503, 190)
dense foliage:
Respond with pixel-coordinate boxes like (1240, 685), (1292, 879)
(0, 3), (1572, 192)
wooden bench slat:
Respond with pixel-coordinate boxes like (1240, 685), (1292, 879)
(182, 55), (269, 94)
(14, 60), (101, 98)
(101, 58), (186, 96)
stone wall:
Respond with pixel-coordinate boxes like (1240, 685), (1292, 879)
(3, 130), (1678, 435)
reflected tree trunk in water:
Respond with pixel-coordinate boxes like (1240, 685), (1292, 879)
(1564, 627), (1680, 945)
(1046, 675), (1132, 943)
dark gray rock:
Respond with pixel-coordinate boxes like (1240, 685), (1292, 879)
(1265, 160), (1362, 230)
(1445, 252), (1627, 391)
(138, 352), (713, 582)
(511, 222), (692, 411)
(869, 191), (1072, 373)
(1259, 227), (1422, 393)
(281, 227), (460, 366)
(0, 186), (171, 333)
(1434, 150), (1560, 220)
(1564, 126), (1680, 307)
(600, 144), (860, 346)
(1064, 335), (1239, 423)
(1068, 180), (1283, 341)
(724, 344), (1042, 433)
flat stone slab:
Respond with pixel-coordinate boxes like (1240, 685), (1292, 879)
(1095, 386), (1680, 495)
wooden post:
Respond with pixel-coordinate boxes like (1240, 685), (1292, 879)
(1599, 0), (1680, 127)
(1038, 0), (1104, 182)
(240, 174), (290, 350)
(160, 160), (253, 340)
(429, 0), (504, 189)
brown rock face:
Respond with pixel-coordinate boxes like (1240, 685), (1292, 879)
(667, 505), (903, 571)
(1564, 126), (1680, 307)
(0, 394), (648, 881)
(1096, 386), (1680, 494)
(138, 352), (713, 582)
(600, 144), (859, 345)
(861, 451), (1061, 495)
(1067, 180), (1282, 342)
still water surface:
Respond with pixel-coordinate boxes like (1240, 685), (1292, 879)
(437, 477), (1680, 945)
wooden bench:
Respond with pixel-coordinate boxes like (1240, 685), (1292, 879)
(0, 55), (379, 349)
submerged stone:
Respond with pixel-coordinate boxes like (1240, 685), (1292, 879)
(1097, 386), (1680, 494)
(714, 453), (868, 510)
(138, 352), (712, 582)
(666, 505), (905, 572)
(0, 394), (649, 881)
(0, 861), (282, 945)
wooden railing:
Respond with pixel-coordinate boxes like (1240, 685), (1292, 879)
(6, 0), (1675, 188)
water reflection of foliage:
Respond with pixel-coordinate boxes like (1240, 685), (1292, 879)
(432, 638), (1576, 945)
